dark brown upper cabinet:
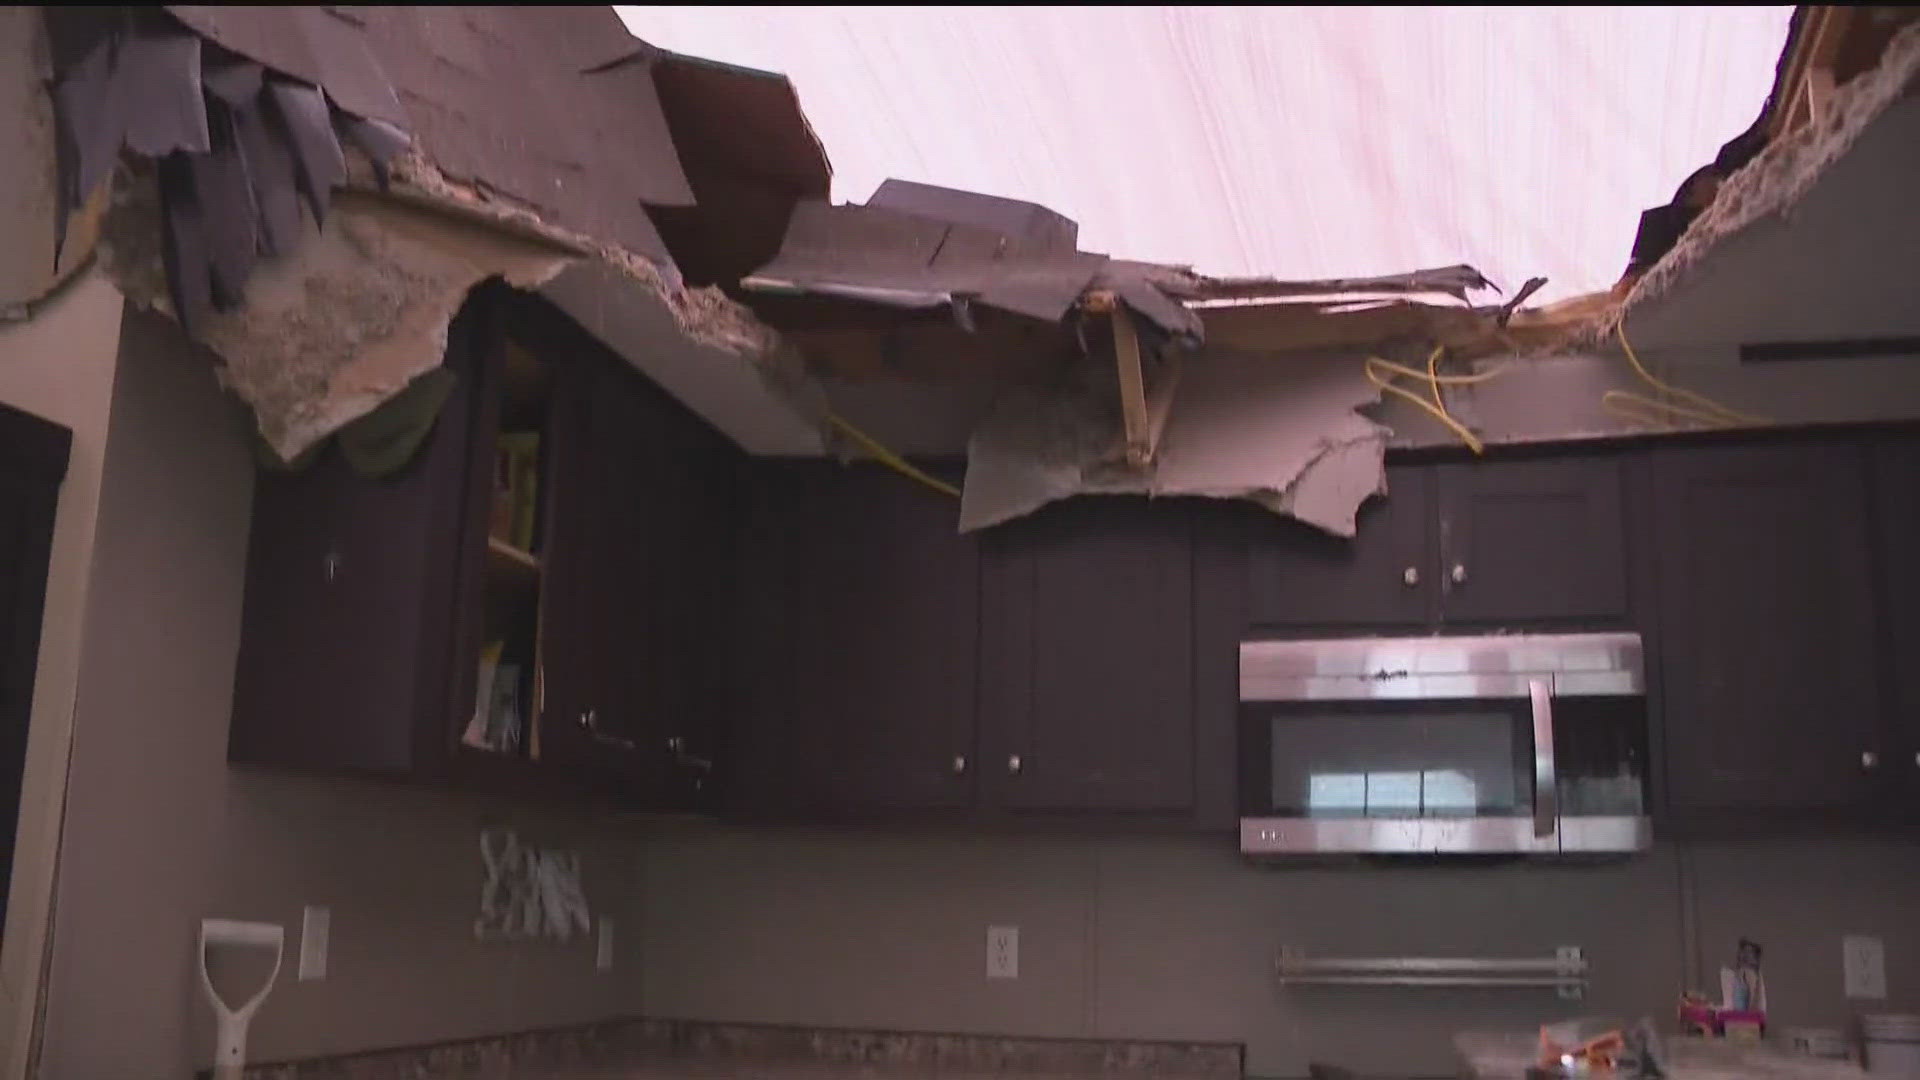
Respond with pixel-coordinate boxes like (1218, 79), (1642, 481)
(1243, 465), (1435, 631)
(1434, 456), (1629, 626)
(229, 298), (487, 778)
(1242, 456), (1628, 633)
(1651, 440), (1885, 832)
(1870, 435), (1920, 827)
(532, 300), (740, 809)
(729, 461), (979, 816)
(229, 287), (737, 807)
(980, 497), (1195, 813)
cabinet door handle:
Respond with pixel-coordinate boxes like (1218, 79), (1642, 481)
(1007, 753), (1023, 775)
(1529, 679), (1557, 839)
(322, 551), (342, 583)
(952, 755), (968, 775)
(578, 709), (637, 751)
(1402, 566), (1420, 587)
(666, 735), (713, 774)
(1450, 563), (1467, 586)
(1861, 750), (1879, 771)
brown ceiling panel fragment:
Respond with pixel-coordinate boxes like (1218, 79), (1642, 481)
(651, 52), (831, 196)
(645, 51), (830, 285)
(232, 102), (302, 255)
(867, 179), (1077, 251)
(164, 5), (405, 125)
(748, 197), (1106, 329)
(160, 6), (696, 267)
(265, 77), (345, 224)
(114, 24), (212, 156)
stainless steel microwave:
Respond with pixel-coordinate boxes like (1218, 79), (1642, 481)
(1238, 632), (1651, 857)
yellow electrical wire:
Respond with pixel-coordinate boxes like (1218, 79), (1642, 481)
(1612, 323), (1766, 427)
(1600, 389), (1746, 430)
(823, 412), (962, 499)
(1364, 347), (1488, 455)
(1363, 353), (1507, 385)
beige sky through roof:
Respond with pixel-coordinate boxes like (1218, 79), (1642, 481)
(617, 6), (1792, 304)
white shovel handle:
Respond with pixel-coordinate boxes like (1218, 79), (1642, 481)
(199, 919), (284, 1079)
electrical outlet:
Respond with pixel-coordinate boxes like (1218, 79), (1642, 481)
(596, 917), (615, 972)
(987, 925), (1018, 979)
(1844, 934), (1886, 999)
(298, 905), (330, 981)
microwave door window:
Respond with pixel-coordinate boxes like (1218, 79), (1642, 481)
(1269, 707), (1527, 818)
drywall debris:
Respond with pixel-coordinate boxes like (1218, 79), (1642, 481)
(961, 348), (1390, 537)
(95, 130), (811, 464)
(101, 170), (573, 461)
(1150, 350), (1390, 536)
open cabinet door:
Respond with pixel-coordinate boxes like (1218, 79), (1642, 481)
(0, 402), (71, 932)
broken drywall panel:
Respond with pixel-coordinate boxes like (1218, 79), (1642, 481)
(1623, 91), (1920, 352)
(1149, 349), (1388, 536)
(101, 175), (573, 460)
(1622, 19), (1920, 322)
(959, 360), (1126, 531)
(1, 7), (104, 313)
(1261, 433), (1387, 535)
(539, 260), (824, 456)
(959, 347), (1391, 538)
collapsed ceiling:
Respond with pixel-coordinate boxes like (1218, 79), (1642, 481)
(9, 6), (1917, 538)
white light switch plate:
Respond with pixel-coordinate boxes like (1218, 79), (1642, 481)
(1844, 934), (1886, 999)
(596, 917), (615, 971)
(987, 925), (1018, 979)
(298, 905), (330, 981)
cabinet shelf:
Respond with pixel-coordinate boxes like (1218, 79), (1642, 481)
(486, 535), (542, 583)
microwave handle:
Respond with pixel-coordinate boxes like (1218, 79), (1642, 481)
(1529, 678), (1557, 838)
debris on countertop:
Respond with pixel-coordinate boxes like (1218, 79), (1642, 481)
(1455, 1029), (1866, 1080)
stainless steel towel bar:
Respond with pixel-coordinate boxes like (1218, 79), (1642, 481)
(1275, 947), (1586, 999)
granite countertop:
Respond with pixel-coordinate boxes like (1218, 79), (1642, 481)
(237, 1019), (1244, 1080)
(1455, 1030), (1867, 1080)
(511, 1062), (1185, 1080)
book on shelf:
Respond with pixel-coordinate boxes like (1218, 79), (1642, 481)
(492, 432), (541, 553)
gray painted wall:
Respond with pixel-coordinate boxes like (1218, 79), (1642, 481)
(640, 834), (1920, 1078)
(0, 270), (123, 1078)
(32, 309), (644, 1078)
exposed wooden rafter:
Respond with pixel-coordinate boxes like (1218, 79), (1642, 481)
(1085, 290), (1176, 467)
(1773, 6), (1857, 134)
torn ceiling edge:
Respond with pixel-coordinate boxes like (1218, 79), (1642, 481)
(1196, 289), (1613, 362)
(540, 261), (827, 456)
(386, 150), (825, 456)
(100, 168), (572, 460)
(1619, 18), (1920, 323)
(1146, 262), (1498, 305)
(39, 5), (824, 465)
(91, 140), (818, 463)
(960, 348), (1388, 538)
